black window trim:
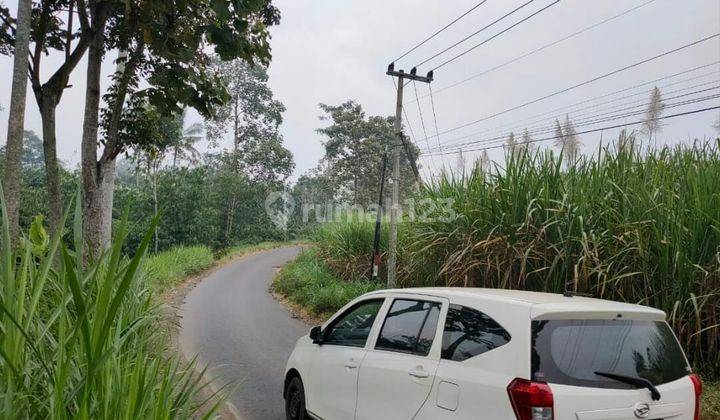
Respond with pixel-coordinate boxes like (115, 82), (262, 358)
(321, 298), (385, 348)
(440, 304), (512, 362)
(373, 297), (443, 357)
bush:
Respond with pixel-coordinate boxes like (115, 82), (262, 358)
(142, 245), (215, 292)
(274, 249), (380, 316)
(0, 200), (215, 418)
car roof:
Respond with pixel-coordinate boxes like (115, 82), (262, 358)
(366, 287), (666, 321)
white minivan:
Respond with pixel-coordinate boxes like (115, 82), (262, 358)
(283, 288), (703, 420)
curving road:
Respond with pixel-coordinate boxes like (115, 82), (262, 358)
(179, 246), (310, 420)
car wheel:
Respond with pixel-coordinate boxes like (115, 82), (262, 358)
(285, 376), (308, 420)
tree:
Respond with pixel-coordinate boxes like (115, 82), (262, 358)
(205, 59), (292, 182)
(2, 0), (32, 242)
(206, 59), (285, 160)
(1, 0), (114, 234)
(317, 101), (419, 205)
(78, 0), (280, 253)
(203, 59), (292, 241)
(171, 112), (203, 168)
(0, 131), (46, 168)
(641, 86), (666, 142)
(125, 105), (183, 252)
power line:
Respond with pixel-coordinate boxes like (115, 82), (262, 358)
(428, 90), (720, 152)
(409, 0), (658, 102)
(429, 90), (720, 153)
(431, 0), (562, 71)
(435, 74), (720, 149)
(428, 83), (442, 151)
(415, 0), (536, 68)
(426, 33), (720, 139)
(444, 66), (720, 144)
(426, 105), (720, 156)
(392, 0), (490, 64)
(412, 80), (437, 172)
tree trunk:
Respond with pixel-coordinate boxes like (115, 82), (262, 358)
(225, 195), (237, 246)
(151, 162), (159, 253)
(3, 0), (33, 242)
(38, 102), (63, 233)
(81, 34), (107, 256)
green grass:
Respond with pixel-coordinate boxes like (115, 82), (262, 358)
(273, 249), (381, 317)
(705, 380), (720, 418)
(142, 241), (299, 293)
(307, 141), (720, 379)
(0, 196), (217, 418)
(313, 220), (387, 281)
(143, 245), (215, 292)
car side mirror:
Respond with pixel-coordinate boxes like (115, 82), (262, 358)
(309, 326), (323, 344)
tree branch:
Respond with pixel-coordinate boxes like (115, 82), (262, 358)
(75, 0), (90, 31)
(100, 42), (145, 164)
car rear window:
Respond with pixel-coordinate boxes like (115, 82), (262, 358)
(441, 305), (511, 361)
(531, 320), (690, 389)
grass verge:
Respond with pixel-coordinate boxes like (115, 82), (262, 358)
(705, 381), (719, 418)
(144, 241), (297, 293)
(273, 248), (381, 318)
(143, 245), (215, 292)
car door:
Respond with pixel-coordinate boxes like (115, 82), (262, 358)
(305, 298), (385, 420)
(355, 296), (448, 420)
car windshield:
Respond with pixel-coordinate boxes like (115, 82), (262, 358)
(531, 319), (690, 389)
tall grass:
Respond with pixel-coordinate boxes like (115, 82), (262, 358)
(143, 245), (215, 292)
(274, 249), (381, 316)
(0, 194), (217, 418)
(312, 141), (720, 377)
(314, 220), (389, 281)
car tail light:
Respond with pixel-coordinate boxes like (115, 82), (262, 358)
(689, 374), (702, 420)
(507, 378), (554, 420)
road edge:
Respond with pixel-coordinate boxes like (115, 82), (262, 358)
(162, 245), (302, 419)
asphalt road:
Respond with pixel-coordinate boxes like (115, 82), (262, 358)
(179, 246), (310, 420)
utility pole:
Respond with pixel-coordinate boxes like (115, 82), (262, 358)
(386, 63), (433, 288)
(370, 149), (388, 281)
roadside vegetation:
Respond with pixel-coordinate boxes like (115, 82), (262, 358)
(274, 249), (380, 317)
(143, 245), (215, 292)
(0, 199), (218, 418)
(144, 242), (292, 293)
(276, 140), (720, 417)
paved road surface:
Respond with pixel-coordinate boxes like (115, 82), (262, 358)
(179, 246), (309, 420)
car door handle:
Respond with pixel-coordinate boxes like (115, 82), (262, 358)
(408, 369), (429, 378)
(344, 359), (359, 369)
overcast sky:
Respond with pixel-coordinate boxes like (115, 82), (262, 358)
(1, 0), (719, 181)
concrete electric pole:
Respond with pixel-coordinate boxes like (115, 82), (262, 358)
(385, 63), (433, 288)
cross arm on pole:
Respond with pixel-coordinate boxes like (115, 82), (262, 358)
(387, 63), (434, 83)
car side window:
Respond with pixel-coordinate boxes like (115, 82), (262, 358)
(375, 299), (441, 356)
(323, 299), (384, 347)
(441, 304), (511, 362)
